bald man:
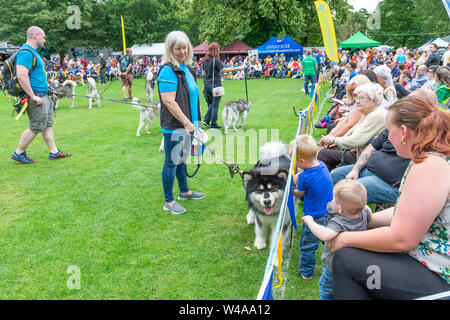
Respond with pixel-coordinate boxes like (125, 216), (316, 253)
(11, 26), (71, 164)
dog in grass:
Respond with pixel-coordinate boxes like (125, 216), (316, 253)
(242, 141), (291, 254)
(87, 77), (101, 109)
(145, 71), (156, 102)
(222, 99), (251, 134)
(53, 79), (76, 109)
(132, 97), (161, 137)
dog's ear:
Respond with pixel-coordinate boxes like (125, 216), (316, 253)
(241, 171), (253, 188)
(277, 169), (288, 181)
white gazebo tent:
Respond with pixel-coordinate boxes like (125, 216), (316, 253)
(418, 38), (449, 51)
(130, 43), (165, 56)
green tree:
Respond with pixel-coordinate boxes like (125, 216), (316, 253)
(369, 0), (450, 48)
(0, 0), (103, 57)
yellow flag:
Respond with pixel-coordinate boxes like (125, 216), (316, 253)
(273, 235), (283, 289)
(314, 1), (339, 63)
(121, 15), (126, 55)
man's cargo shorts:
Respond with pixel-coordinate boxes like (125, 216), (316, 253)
(27, 95), (54, 132)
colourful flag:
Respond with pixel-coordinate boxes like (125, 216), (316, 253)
(443, 0), (450, 18)
(257, 266), (274, 300)
(287, 176), (297, 230)
(315, 1), (339, 63)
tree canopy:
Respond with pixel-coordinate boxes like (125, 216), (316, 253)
(0, 0), (448, 56)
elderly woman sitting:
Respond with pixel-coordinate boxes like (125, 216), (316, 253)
(318, 82), (387, 171)
(374, 65), (397, 108)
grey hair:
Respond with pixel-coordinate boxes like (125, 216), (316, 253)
(163, 31), (193, 67)
(354, 82), (384, 106)
(374, 65), (394, 87)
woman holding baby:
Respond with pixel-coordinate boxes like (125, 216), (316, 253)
(329, 93), (450, 299)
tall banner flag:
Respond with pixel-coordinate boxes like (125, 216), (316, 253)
(443, 0), (450, 18)
(121, 15), (127, 55)
(314, 1), (339, 63)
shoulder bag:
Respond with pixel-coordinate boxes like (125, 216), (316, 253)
(212, 57), (225, 97)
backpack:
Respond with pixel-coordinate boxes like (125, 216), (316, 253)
(2, 48), (37, 97)
(119, 55), (132, 72)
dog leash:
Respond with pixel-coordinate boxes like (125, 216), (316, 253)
(186, 131), (243, 179)
(55, 91), (159, 110)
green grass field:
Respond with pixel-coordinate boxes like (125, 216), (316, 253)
(0, 76), (331, 299)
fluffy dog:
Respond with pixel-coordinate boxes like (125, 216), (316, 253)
(222, 99), (251, 134)
(145, 71), (156, 101)
(86, 77), (100, 109)
(53, 79), (76, 109)
(243, 142), (291, 251)
(132, 97), (161, 136)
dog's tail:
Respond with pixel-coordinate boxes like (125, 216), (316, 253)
(259, 141), (288, 165)
(62, 79), (77, 89)
(87, 77), (97, 89)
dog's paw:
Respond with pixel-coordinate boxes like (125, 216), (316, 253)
(254, 240), (266, 250)
(246, 214), (255, 225)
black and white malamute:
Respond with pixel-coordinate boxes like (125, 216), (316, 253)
(242, 141), (291, 250)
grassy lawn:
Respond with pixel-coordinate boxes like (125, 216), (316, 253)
(0, 75), (330, 299)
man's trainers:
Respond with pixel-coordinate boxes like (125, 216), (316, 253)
(49, 149), (72, 160)
(11, 151), (36, 164)
(178, 191), (205, 200)
(163, 201), (186, 215)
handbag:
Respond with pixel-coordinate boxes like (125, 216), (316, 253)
(212, 57), (225, 97)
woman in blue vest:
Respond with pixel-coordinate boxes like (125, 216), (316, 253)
(157, 31), (205, 215)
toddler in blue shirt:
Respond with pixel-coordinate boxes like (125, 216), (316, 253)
(289, 134), (333, 280)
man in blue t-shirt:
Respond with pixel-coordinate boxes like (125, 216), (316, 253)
(11, 26), (71, 164)
(315, 50), (324, 82)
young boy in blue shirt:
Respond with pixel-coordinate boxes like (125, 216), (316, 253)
(289, 134), (333, 280)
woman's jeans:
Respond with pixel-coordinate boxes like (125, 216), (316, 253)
(299, 214), (331, 278)
(162, 131), (190, 203)
(203, 86), (222, 126)
(330, 165), (399, 204)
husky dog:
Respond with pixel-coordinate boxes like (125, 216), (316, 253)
(53, 79), (76, 109)
(87, 77), (100, 109)
(132, 97), (161, 136)
(145, 71), (156, 101)
(222, 99), (251, 134)
(242, 142), (291, 251)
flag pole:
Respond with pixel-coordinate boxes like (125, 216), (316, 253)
(121, 15), (126, 55)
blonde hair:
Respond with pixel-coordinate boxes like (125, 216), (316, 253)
(333, 180), (367, 215)
(163, 31), (193, 67)
(289, 134), (319, 162)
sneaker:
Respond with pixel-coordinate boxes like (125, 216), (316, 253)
(301, 274), (313, 280)
(11, 151), (36, 164)
(210, 125), (222, 129)
(163, 201), (186, 215)
(49, 149), (72, 160)
(178, 191), (205, 200)
(202, 121), (210, 128)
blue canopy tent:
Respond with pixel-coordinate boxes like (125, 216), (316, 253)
(254, 36), (303, 60)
